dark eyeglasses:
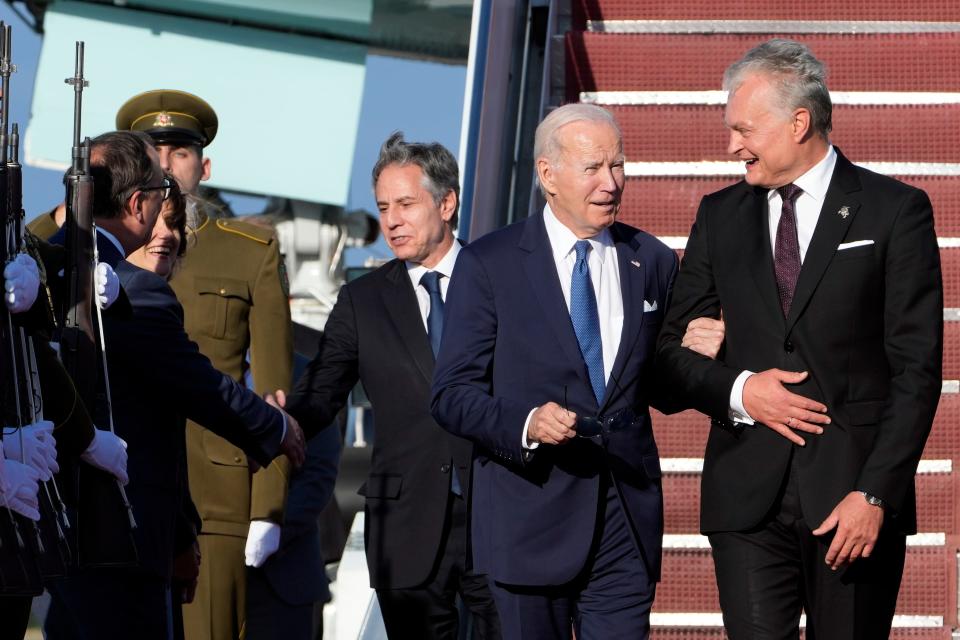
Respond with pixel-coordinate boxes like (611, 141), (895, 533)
(139, 176), (175, 201)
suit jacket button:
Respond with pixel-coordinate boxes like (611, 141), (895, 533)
(784, 341), (794, 353)
(440, 463), (451, 473)
(233, 456), (242, 463)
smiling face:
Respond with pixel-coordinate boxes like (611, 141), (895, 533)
(375, 163), (455, 269)
(537, 120), (625, 238)
(724, 72), (816, 189)
(127, 201), (183, 279)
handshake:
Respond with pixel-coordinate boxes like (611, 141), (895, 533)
(1, 420), (130, 521)
(263, 390), (305, 468)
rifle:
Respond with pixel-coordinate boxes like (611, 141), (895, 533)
(58, 41), (137, 568)
(0, 20), (43, 595)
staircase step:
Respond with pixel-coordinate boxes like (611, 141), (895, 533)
(925, 393), (960, 458)
(649, 622), (952, 639)
(618, 176), (960, 237)
(656, 543), (956, 620)
(663, 468), (959, 533)
(600, 104), (960, 163)
(565, 32), (960, 97)
(946, 322), (960, 379)
(572, 0), (960, 25)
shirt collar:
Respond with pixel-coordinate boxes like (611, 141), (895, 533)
(542, 204), (612, 264)
(406, 238), (460, 284)
(96, 226), (125, 258)
(767, 145), (837, 205)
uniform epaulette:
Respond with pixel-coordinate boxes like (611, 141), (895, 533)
(215, 218), (275, 245)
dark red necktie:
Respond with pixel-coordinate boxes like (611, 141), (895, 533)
(774, 183), (803, 317)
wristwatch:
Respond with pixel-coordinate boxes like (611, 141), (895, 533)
(858, 491), (885, 509)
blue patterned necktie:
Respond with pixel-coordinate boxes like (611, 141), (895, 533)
(570, 240), (605, 405)
(420, 271), (444, 358)
(419, 270), (461, 495)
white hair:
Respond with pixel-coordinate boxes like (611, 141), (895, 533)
(533, 103), (622, 196)
(723, 38), (832, 137)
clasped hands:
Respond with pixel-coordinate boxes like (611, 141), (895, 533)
(262, 390), (305, 468)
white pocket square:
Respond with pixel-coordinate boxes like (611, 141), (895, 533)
(644, 300), (658, 312)
(837, 240), (874, 250)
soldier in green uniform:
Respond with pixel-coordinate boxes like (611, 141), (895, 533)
(117, 90), (294, 640)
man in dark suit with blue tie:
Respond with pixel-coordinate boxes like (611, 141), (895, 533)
(431, 104), (677, 639)
(286, 133), (500, 639)
(45, 130), (305, 640)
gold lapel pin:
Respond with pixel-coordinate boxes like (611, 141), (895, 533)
(838, 205), (850, 219)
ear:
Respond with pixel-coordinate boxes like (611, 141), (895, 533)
(536, 157), (556, 197)
(201, 156), (212, 182)
(125, 190), (144, 222)
(439, 189), (457, 223)
(791, 108), (812, 142)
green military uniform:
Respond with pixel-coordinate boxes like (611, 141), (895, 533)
(172, 208), (293, 640)
(26, 207), (60, 242)
(117, 90), (294, 640)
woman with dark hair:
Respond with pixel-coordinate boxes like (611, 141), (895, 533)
(127, 178), (188, 279)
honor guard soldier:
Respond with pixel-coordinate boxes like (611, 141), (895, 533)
(117, 90), (294, 640)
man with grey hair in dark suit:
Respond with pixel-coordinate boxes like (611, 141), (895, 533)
(657, 39), (942, 639)
(285, 133), (500, 639)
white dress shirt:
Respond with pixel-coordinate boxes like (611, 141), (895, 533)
(523, 205), (625, 447)
(729, 146), (837, 424)
(406, 240), (461, 330)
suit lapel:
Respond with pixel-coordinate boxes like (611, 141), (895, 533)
(601, 224), (645, 413)
(785, 150), (862, 332)
(519, 214), (593, 393)
(742, 187), (784, 325)
(381, 260), (435, 384)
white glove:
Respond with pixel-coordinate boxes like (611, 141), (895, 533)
(244, 520), (281, 568)
(2, 420), (58, 481)
(4, 253), (40, 314)
(2, 459), (41, 521)
(95, 262), (120, 310)
(80, 428), (129, 486)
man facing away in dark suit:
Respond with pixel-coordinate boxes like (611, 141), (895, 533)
(44, 130), (306, 640)
(284, 133), (500, 639)
(430, 104), (677, 639)
(656, 39), (943, 639)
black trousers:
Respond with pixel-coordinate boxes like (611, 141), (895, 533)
(709, 451), (906, 640)
(0, 595), (31, 640)
(44, 568), (173, 640)
(376, 492), (501, 640)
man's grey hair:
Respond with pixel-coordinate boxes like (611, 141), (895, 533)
(723, 38), (832, 138)
(533, 103), (622, 196)
(372, 132), (460, 228)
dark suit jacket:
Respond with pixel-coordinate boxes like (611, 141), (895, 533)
(51, 230), (285, 580)
(656, 149), (943, 535)
(258, 422), (341, 607)
(285, 259), (474, 590)
(431, 214), (677, 586)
